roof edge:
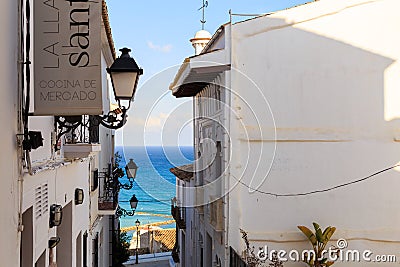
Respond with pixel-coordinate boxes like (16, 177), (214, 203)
(232, 0), (317, 26)
(169, 58), (190, 91)
(201, 24), (227, 55)
(102, 0), (116, 60)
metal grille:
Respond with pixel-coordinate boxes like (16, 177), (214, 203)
(98, 169), (119, 211)
(89, 115), (100, 143)
(230, 247), (248, 267)
(55, 115), (100, 149)
(34, 183), (48, 220)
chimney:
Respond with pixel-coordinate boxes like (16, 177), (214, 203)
(190, 30), (212, 55)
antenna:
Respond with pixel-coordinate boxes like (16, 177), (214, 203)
(198, 0), (208, 30)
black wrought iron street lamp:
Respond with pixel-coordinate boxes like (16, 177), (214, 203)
(116, 195), (138, 217)
(55, 48), (143, 136)
(115, 158), (138, 190)
(130, 194), (139, 210)
(108, 48), (143, 102)
(98, 48), (143, 130)
(135, 219), (141, 264)
(125, 158), (138, 180)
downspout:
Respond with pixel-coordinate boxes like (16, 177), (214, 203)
(193, 94), (197, 267)
(224, 21), (233, 267)
(22, 0), (34, 176)
(17, 0), (25, 239)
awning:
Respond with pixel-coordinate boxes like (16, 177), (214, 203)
(169, 164), (194, 181)
(169, 49), (230, 98)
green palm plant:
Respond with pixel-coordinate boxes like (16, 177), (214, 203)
(297, 222), (336, 267)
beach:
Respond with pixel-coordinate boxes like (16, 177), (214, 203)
(116, 146), (193, 238)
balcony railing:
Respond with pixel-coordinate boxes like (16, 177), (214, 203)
(171, 224), (180, 263)
(195, 187), (204, 214)
(209, 197), (224, 231)
(98, 168), (119, 215)
(171, 204), (186, 229)
(55, 115), (101, 159)
(55, 115), (100, 145)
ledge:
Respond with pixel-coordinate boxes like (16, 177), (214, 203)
(170, 164), (194, 181)
(98, 201), (118, 216)
(29, 159), (72, 175)
(63, 143), (101, 159)
(246, 228), (400, 244)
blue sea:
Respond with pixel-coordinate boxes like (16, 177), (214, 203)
(116, 146), (193, 235)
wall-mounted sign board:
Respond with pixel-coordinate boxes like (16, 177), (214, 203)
(34, 0), (103, 115)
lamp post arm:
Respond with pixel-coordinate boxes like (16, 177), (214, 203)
(118, 180), (134, 190)
(116, 205), (135, 217)
(97, 107), (128, 130)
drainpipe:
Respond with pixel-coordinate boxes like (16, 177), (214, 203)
(16, 1), (26, 265)
(193, 93), (197, 267)
(223, 22), (233, 267)
(17, 0), (25, 233)
(192, 95), (195, 266)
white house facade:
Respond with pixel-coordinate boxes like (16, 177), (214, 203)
(0, 0), (20, 266)
(0, 0), (134, 266)
(170, 0), (400, 266)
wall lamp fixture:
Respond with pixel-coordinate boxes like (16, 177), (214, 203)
(75, 188), (84, 205)
(49, 204), (63, 228)
(48, 237), (61, 249)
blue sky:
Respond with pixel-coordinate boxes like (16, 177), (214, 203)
(106, 0), (310, 146)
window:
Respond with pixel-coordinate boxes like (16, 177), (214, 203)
(230, 247), (247, 267)
(88, 115), (100, 143)
(92, 233), (99, 267)
(216, 141), (222, 179)
(91, 169), (98, 191)
(215, 85), (221, 110)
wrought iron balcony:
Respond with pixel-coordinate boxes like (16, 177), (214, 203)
(55, 115), (101, 159)
(171, 203), (186, 230)
(55, 115), (100, 145)
(98, 167), (119, 215)
(172, 226), (180, 263)
(209, 197), (224, 231)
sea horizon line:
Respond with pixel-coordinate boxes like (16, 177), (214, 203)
(115, 145), (194, 148)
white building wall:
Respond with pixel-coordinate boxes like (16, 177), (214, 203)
(22, 160), (90, 264)
(16, 16), (117, 267)
(192, 73), (228, 267)
(227, 0), (400, 266)
(0, 0), (20, 266)
(172, 1), (400, 266)
(18, 44), (115, 267)
(0, 0), (119, 266)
